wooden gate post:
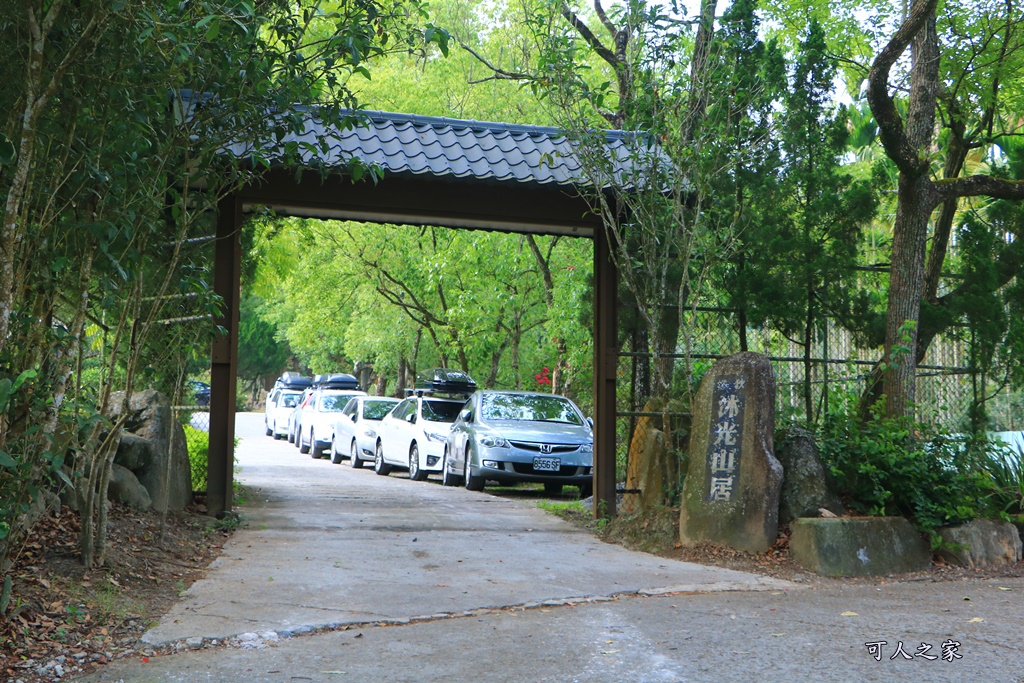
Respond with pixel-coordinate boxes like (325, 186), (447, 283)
(592, 225), (618, 518)
(208, 192), (242, 517)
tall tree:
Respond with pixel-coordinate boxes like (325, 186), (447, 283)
(866, 0), (1024, 418)
(727, 18), (876, 423)
(0, 0), (445, 572)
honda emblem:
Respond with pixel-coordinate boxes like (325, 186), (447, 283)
(540, 444), (553, 454)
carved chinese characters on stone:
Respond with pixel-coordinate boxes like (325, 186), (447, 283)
(706, 377), (746, 502)
(679, 352), (782, 552)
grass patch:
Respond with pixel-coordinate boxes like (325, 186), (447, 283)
(537, 499), (585, 514)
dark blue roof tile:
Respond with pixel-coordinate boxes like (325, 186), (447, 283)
(173, 88), (665, 187)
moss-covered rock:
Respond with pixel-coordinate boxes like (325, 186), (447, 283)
(790, 517), (930, 577)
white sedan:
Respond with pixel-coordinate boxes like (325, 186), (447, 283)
(373, 395), (465, 480)
(266, 388), (304, 439)
(298, 389), (367, 458)
(330, 396), (400, 467)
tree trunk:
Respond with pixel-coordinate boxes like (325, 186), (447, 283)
(396, 357), (407, 398)
(867, 2), (940, 419)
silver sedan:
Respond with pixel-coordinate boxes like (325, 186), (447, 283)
(443, 391), (593, 496)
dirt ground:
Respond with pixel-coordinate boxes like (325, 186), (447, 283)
(0, 502), (233, 683)
(2, 497), (1023, 683)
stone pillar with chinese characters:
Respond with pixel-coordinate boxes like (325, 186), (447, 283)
(679, 352), (783, 552)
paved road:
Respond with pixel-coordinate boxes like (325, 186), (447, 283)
(74, 413), (1024, 682)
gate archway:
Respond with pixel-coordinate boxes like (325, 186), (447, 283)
(206, 110), (621, 518)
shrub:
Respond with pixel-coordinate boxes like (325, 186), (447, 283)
(816, 399), (996, 543)
(977, 443), (1024, 516)
(181, 419), (240, 495)
(183, 423), (209, 492)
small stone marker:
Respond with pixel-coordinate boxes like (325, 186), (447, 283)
(679, 352), (783, 552)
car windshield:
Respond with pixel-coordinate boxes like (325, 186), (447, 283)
(319, 395), (350, 412)
(363, 400), (398, 420)
(280, 393), (300, 408)
(480, 394), (583, 425)
(422, 400), (463, 422)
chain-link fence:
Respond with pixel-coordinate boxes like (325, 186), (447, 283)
(175, 407), (210, 493)
(615, 306), (1018, 494)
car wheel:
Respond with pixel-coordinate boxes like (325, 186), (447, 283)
(464, 451), (484, 492)
(374, 442), (392, 476)
(578, 482), (593, 499)
(350, 440), (364, 469)
(441, 447), (459, 487)
(287, 425), (295, 443)
(311, 431), (326, 459)
(265, 423), (273, 437)
(300, 429), (311, 455)
(543, 482), (563, 496)
(408, 443), (427, 481)
(331, 436), (344, 464)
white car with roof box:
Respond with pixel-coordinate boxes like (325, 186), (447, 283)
(295, 374), (366, 458)
(373, 369), (476, 481)
(265, 373), (312, 439)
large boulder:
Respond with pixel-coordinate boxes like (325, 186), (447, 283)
(679, 352), (783, 552)
(107, 390), (192, 511)
(622, 423), (667, 515)
(108, 464), (153, 510)
(791, 517), (930, 577)
(775, 428), (844, 524)
(937, 519), (1023, 569)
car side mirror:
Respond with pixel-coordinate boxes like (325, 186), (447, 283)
(352, 414), (358, 423)
(406, 413), (417, 424)
(586, 417), (594, 429)
(459, 409), (472, 423)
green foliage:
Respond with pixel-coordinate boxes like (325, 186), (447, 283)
(817, 397), (997, 541)
(183, 423), (210, 492)
(0, 365), (79, 570)
(182, 421), (241, 493)
(251, 218), (593, 400)
(0, 133), (15, 165)
(977, 443), (1024, 516)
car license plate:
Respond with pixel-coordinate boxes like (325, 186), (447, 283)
(533, 457), (560, 472)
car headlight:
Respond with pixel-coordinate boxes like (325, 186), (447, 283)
(579, 442), (593, 453)
(425, 431), (447, 443)
(477, 434), (509, 448)
(364, 428), (376, 438)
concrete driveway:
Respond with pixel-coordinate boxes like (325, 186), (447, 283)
(72, 413), (1024, 682)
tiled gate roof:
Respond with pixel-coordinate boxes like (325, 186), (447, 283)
(178, 91), (660, 188)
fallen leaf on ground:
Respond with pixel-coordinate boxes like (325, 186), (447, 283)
(841, 611), (858, 617)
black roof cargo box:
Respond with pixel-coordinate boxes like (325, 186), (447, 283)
(313, 373), (361, 390)
(408, 368), (477, 398)
(276, 372), (312, 390)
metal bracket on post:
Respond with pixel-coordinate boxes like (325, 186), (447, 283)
(207, 192), (242, 518)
